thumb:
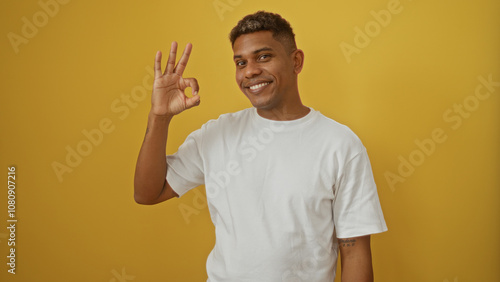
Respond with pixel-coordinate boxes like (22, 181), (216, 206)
(185, 92), (201, 109)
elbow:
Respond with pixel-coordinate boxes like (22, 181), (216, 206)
(134, 178), (174, 204)
(133, 184), (156, 205)
(134, 193), (153, 205)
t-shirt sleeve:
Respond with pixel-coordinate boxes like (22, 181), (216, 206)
(166, 129), (205, 197)
(333, 147), (388, 238)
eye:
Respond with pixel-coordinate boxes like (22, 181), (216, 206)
(259, 54), (270, 60)
(235, 60), (246, 67)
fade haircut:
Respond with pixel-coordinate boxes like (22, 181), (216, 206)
(229, 11), (297, 53)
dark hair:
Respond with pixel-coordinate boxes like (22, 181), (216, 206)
(229, 11), (297, 53)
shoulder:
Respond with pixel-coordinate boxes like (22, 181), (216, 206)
(201, 108), (253, 131)
(314, 110), (363, 144)
(192, 108), (254, 144)
(305, 109), (367, 162)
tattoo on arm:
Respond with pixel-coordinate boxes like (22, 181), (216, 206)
(339, 239), (356, 247)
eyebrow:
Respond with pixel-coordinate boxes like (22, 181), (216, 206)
(233, 47), (274, 60)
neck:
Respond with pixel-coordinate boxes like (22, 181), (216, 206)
(256, 102), (310, 121)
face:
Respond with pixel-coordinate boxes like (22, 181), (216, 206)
(232, 31), (302, 111)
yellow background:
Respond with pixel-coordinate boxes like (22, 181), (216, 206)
(1, 0), (499, 281)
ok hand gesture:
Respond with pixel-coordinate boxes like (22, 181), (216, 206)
(151, 42), (200, 117)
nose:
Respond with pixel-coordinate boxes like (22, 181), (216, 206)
(244, 61), (262, 79)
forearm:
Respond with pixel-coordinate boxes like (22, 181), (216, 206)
(339, 236), (374, 282)
(340, 254), (373, 282)
(134, 112), (173, 203)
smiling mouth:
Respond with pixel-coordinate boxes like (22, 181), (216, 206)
(247, 82), (271, 92)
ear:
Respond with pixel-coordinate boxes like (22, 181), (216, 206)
(292, 49), (305, 74)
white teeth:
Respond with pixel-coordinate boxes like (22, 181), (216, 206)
(249, 82), (270, 90)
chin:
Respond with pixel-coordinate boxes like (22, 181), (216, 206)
(251, 101), (278, 112)
(244, 90), (279, 111)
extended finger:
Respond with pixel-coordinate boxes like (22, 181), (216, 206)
(154, 51), (163, 79)
(165, 41), (178, 75)
(174, 43), (192, 76)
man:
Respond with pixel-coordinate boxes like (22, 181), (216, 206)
(134, 11), (387, 282)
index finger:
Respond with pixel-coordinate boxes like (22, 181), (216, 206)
(173, 43), (192, 76)
(154, 50), (163, 79)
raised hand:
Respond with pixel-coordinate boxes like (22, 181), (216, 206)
(151, 42), (200, 117)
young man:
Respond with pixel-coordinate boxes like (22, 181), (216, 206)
(134, 11), (387, 282)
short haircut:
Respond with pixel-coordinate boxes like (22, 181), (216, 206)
(229, 11), (297, 53)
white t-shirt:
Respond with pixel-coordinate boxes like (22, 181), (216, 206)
(166, 107), (387, 282)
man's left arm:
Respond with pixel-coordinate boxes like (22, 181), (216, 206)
(338, 235), (374, 282)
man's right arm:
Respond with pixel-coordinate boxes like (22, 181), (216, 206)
(134, 113), (177, 204)
(134, 42), (200, 205)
